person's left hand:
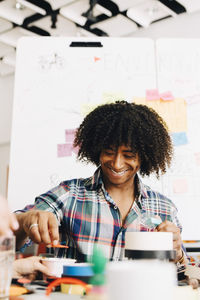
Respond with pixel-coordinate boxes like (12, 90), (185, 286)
(154, 220), (182, 261)
(155, 221), (199, 289)
(13, 256), (51, 280)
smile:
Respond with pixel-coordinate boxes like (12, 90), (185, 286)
(109, 168), (128, 176)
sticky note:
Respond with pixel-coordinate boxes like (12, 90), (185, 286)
(171, 132), (188, 146)
(65, 129), (76, 143)
(57, 144), (72, 157)
(160, 91), (174, 101)
(146, 89), (160, 101)
(133, 98), (187, 133)
(94, 56), (101, 62)
(72, 145), (79, 155)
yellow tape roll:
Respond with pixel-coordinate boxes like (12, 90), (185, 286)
(61, 283), (86, 295)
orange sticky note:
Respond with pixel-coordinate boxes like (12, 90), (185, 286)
(146, 89), (160, 101)
(94, 57), (101, 62)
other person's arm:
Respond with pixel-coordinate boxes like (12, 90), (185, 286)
(0, 195), (19, 236)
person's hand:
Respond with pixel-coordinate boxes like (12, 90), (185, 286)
(188, 278), (199, 289)
(13, 256), (52, 280)
(19, 210), (59, 246)
(0, 195), (19, 236)
(154, 220), (182, 261)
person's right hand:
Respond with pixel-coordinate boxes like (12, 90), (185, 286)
(20, 210), (59, 246)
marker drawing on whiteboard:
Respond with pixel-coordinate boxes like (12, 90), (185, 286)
(38, 53), (64, 70)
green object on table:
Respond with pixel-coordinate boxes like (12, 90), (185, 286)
(89, 246), (107, 286)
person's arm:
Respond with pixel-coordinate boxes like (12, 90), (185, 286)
(0, 195), (19, 236)
(13, 256), (51, 279)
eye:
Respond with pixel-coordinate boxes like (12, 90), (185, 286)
(124, 152), (137, 159)
(104, 150), (114, 156)
(124, 154), (135, 159)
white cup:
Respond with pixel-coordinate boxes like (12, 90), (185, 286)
(41, 257), (76, 277)
(0, 236), (15, 299)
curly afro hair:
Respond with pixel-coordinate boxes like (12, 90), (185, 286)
(74, 101), (173, 178)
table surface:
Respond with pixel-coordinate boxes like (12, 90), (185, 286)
(10, 283), (200, 300)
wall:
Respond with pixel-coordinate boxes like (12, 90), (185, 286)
(0, 143), (10, 196)
(0, 74), (14, 196)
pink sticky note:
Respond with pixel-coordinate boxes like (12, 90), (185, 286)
(72, 145), (79, 155)
(160, 91), (174, 101)
(194, 152), (200, 166)
(173, 178), (188, 194)
(65, 129), (76, 143)
(146, 89), (160, 101)
(57, 143), (72, 157)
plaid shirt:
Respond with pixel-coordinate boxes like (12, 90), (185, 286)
(21, 167), (182, 262)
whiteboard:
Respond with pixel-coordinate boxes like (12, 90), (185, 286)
(8, 37), (200, 240)
(8, 36), (156, 210)
(154, 39), (200, 240)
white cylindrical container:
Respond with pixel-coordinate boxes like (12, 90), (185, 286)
(106, 260), (176, 300)
(41, 257), (76, 277)
(125, 232), (173, 251)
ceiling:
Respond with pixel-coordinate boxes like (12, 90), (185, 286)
(0, 0), (200, 76)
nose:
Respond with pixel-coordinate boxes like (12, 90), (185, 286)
(111, 153), (124, 170)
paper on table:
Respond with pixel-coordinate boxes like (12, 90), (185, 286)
(185, 265), (200, 280)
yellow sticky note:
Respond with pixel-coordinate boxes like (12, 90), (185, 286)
(133, 97), (187, 133)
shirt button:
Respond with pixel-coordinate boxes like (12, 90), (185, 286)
(114, 205), (118, 210)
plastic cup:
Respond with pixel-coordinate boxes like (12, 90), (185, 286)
(0, 236), (15, 299)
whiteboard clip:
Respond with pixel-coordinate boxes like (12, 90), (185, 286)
(69, 42), (103, 47)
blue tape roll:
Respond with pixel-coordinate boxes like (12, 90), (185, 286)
(63, 264), (93, 276)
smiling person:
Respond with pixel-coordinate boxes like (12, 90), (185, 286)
(15, 101), (186, 266)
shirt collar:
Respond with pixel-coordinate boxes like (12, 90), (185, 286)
(84, 166), (103, 191)
(85, 167), (149, 200)
(135, 174), (149, 199)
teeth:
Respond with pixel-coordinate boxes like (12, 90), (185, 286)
(111, 169), (126, 175)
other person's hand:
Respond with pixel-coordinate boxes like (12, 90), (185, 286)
(0, 195), (19, 236)
(13, 256), (51, 280)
